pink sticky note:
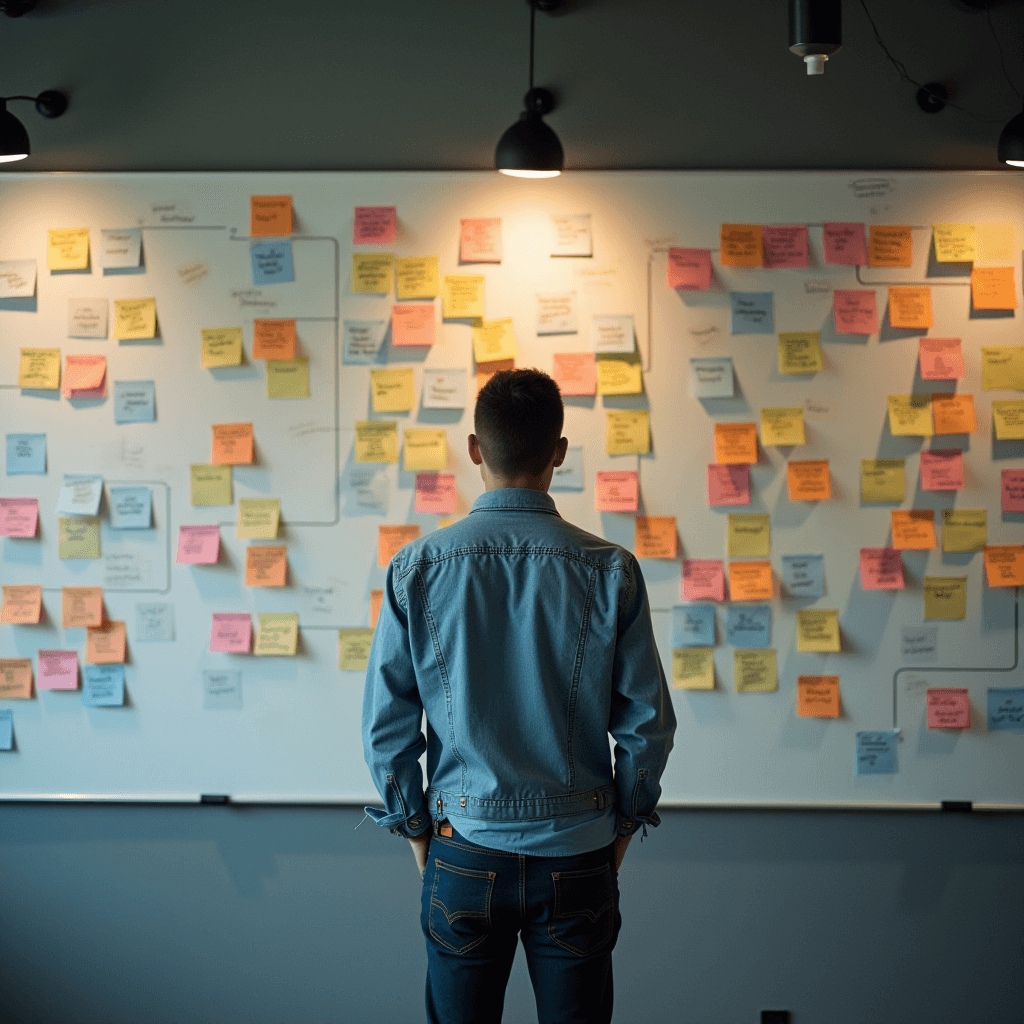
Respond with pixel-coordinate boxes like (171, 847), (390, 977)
(1002, 469), (1024, 513)
(682, 559), (726, 602)
(37, 649), (78, 690)
(415, 473), (457, 515)
(707, 464), (750, 506)
(667, 248), (712, 290)
(920, 450), (963, 491)
(62, 354), (106, 398)
(595, 471), (638, 512)
(0, 497), (39, 538)
(460, 218), (502, 263)
(210, 612), (252, 653)
(353, 206), (397, 245)
(176, 525), (221, 564)
(859, 548), (905, 590)
(833, 290), (878, 334)
(919, 338), (964, 381)
(762, 225), (809, 269)
(552, 353), (597, 396)
(392, 303), (435, 347)
(927, 688), (970, 729)
(822, 223), (868, 266)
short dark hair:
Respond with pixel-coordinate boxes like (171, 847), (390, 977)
(474, 369), (564, 478)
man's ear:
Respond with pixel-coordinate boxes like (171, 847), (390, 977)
(468, 434), (484, 466)
(552, 437), (569, 468)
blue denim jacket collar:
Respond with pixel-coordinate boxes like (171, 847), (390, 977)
(469, 488), (561, 517)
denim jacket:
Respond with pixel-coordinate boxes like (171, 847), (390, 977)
(362, 488), (676, 844)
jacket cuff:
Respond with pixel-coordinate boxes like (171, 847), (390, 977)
(364, 801), (431, 838)
(616, 809), (661, 836)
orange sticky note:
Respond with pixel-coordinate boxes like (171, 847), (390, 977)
(931, 393), (977, 435)
(370, 589), (384, 628)
(211, 422), (254, 465)
(476, 358), (514, 394)
(252, 319), (297, 360)
(552, 352), (597, 396)
(250, 195), (292, 237)
(61, 586), (103, 628)
(714, 422), (758, 465)
(596, 471), (639, 513)
(984, 545), (1024, 587)
(378, 525), (421, 567)
(634, 517), (677, 559)
(392, 304), (435, 347)
(245, 545), (288, 587)
(0, 658), (33, 699)
(787, 460), (830, 501)
(797, 676), (841, 718)
(891, 509), (936, 550)
(888, 286), (933, 329)
(728, 560), (773, 601)
(86, 619), (126, 664)
(720, 224), (762, 267)
(869, 225), (913, 267)
(62, 354), (106, 397)
(1, 584), (42, 624)
(971, 267), (1017, 310)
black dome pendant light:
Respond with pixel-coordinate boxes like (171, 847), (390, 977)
(0, 91), (67, 163)
(495, 0), (564, 178)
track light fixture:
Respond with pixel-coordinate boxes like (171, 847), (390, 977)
(0, 91), (67, 163)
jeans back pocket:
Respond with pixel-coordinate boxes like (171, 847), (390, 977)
(548, 863), (617, 957)
(428, 859), (496, 955)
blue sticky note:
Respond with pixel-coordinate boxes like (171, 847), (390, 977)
(987, 687), (1024, 731)
(342, 320), (388, 365)
(726, 604), (771, 648)
(730, 291), (774, 334)
(672, 605), (715, 647)
(251, 240), (295, 285)
(781, 555), (825, 598)
(6, 433), (46, 475)
(114, 380), (156, 423)
(82, 665), (125, 707)
(855, 731), (898, 775)
(0, 709), (12, 750)
(689, 357), (734, 398)
(550, 446), (584, 491)
(56, 474), (104, 517)
(109, 486), (151, 529)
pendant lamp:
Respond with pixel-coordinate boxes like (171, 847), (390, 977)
(998, 107), (1024, 167)
(0, 91), (68, 162)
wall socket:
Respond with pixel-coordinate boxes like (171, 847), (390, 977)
(761, 1012), (792, 1024)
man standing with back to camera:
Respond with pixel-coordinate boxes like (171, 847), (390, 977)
(363, 368), (676, 1024)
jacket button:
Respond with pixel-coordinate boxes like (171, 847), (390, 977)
(460, 798), (466, 807)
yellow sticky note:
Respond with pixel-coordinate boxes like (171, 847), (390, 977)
(727, 514), (770, 557)
(971, 267), (1017, 310)
(861, 459), (905, 502)
(371, 368), (415, 412)
(58, 516), (100, 559)
(201, 327), (243, 368)
(976, 223), (1014, 263)
(395, 256), (440, 300)
(606, 410), (650, 455)
(19, 348), (61, 390)
(734, 649), (777, 693)
(237, 498), (280, 540)
(355, 421), (398, 463)
(596, 356), (643, 396)
(190, 464), (232, 506)
(981, 347), (1024, 391)
(924, 576), (967, 620)
(442, 274), (485, 319)
(352, 253), (394, 294)
(0, 658), (33, 699)
(114, 298), (157, 340)
(993, 400), (1024, 440)
(778, 332), (823, 374)
(472, 318), (518, 363)
(267, 356), (309, 398)
(942, 509), (986, 553)
(796, 609), (840, 653)
(339, 628), (376, 671)
(403, 429), (447, 472)
(673, 648), (715, 690)
(887, 287), (933, 329)
(760, 407), (805, 446)
(47, 227), (90, 270)
(891, 510), (936, 551)
(888, 395), (933, 436)
(254, 612), (299, 656)
(932, 223), (977, 262)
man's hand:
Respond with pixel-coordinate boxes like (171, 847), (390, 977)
(613, 834), (631, 871)
(408, 831), (431, 877)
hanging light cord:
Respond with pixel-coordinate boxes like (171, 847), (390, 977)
(528, 0), (536, 94)
(986, 4), (1023, 107)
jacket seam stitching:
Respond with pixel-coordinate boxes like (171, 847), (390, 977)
(566, 566), (598, 793)
(394, 547), (629, 583)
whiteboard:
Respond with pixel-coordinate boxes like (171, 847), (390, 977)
(0, 170), (1022, 808)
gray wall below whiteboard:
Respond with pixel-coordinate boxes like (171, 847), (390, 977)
(1, 804), (1021, 1024)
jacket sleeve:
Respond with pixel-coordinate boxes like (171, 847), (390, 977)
(361, 562), (430, 837)
(608, 555), (677, 836)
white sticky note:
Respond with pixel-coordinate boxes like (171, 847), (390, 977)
(422, 368), (467, 410)
(551, 214), (593, 257)
(101, 229), (142, 269)
(342, 319), (388, 365)
(537, 292), (578, 335)
(550, 446), (584, 491)
(68, 298), (108, 338)
(591, 314), (635, 354)
(0, 259), (37, 298)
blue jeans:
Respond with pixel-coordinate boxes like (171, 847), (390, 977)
(421, 825), (621, 1024)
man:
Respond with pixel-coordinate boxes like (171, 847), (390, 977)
(363, 368), (675, 1024)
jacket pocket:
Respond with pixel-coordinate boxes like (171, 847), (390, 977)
(548, 863), (617, 957)
(428, 859), (495, 955)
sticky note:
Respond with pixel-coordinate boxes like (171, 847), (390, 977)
(254, 612), (299, 656)
(904, 626), (938, 663)
(190, 464), (232, 506)
(352, 253), (393, 294)
(404, 429), (447, 472)
(245, 545), (287, 586)
(859, 548), (904, 590)
(210, 613), (252, 653)
(761, 407), (805, 447)
(635, 517), (677, 559)
(62, 354), (106, 397)
(0, 659), (32, 699)
(855, 731), (898, 774)
(38, 650), (79, 690)
(932, 223), (976, 262)
(720, 224), (762, 267)
(605, 410), (650, 456)
(210, 422), (253, 466)
(781, 555), (825, 598)
(667, 248), (712, 290)
(266, 356), (309, 398)
(597, 356), (643, 396)
(553, 353), (597, 396)
(726, 604), (770, 648)
(923, 576), (967, 620)
(730, 292), (773, 334)
(342, 320), (387, 365)
(942, 509), (986, 552)
(976, 222), (1015, 262)
(672, 605), (715, 647)
(551, 214), (592, 257)
(176, 525), (220, 564)
(392, 304), (435, 347)
(595, 471), (639, 512)
(988, 687), (1024, 731)
(588, 314), (633, 355)
(1, 585), (41, 624)
(114, 298), (157, 340)
(339, 628), (375, 671)
(796, 609), (841, 653)
(472, 318), (518, 362)
(916, 451), (962, 496)
(971, 267), (1016, 310)
(0, 497), (38, 538)
(203, 669), (242, 708)
(1002, 469), (1024, 512)
(476, 359), (514, 393)
(982, 346), (1024, 391)
(378, 524), (421, 566)
(778, 332), (822, 375)
(372, 368), (415, 412)
(19, 348), (61, 390)
(0, 258), (37, 297)
(460, 217), (502, 263)
(762, 225), (809, 269)
(423, 369), (467, 409)
(442, 275), (485, 319)
(984, 545), (1024, 586)
(550, 447), (584, 492)
(536, 291), (578, 335)
(250, 194), (292, 236)
(708, 463), (750, 506)
(68, 298), (108, 339)
(787, 460), (830, 501)
(682, 560), (726, 602)
(927, 688), (970, 729)
(355, 421), (399, 463)
(113, 380), (156, 423)
(6, 433), (46, 475)
(200, 327), (243, 369)
(135, 603), (174, 642)
(728, 560), (772, 601)
(919, 338), (963, 381)
(861, 459), (905, 502)
(415, 473), (457, 515)
(833, 289), (878, 334)
(47, 227), (90, 270)
(734, 649), (777, 693)
(80, 664), (124, 707)
(395, 256), (439, 300)
(714, 422), (758, 465)
(238, 498), (280, 540)
(62, 586), (103, 628)
(86, 619), (126, 664)
(993, 400), (1024, 440)
(370, 589), (384, 628)
(727, 514), (769, 557)
(353, 206), (397, 245)
(931, 394), (976, 435)
(59, 516), (100, 559)
(797, 676), (840, 717)
(672, 649), (715, 690)
(868, 225), (913, 267)
(887, 287), (933, 330)
(100, 228), (142, 269)
(890, 509), (936, 550)
(253, 319), (297, 360)
(109, 486), (151, 530)
(822, 223), (867, 265)
(689, 357), (733, 398)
